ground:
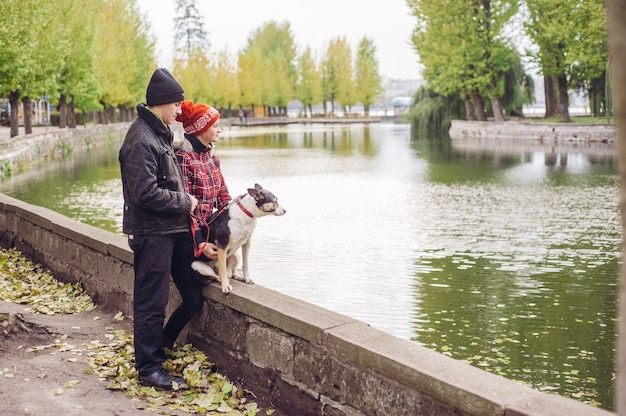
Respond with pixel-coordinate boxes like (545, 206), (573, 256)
(0, 300), (277, 416)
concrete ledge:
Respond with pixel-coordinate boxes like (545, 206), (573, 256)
(449, 120), (616, 143)
(0, 192), (614, 416)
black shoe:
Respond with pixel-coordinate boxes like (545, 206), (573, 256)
(139, 369), (186, 390)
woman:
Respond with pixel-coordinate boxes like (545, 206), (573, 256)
(175, 100), (232, 263)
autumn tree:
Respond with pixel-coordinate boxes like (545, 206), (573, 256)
(354, 37), (383, 117)
(238, 47), (265, 115)
(321, 37), (356, 115)
(242, 21), (297, 116)
(295, 47), (322, 117)
(173, 47), (211, 104)
(211, 48), (241, 117)
(94, 0), (154, 123)
(54, 0), (101, 128)
(0, 0), (58, 137)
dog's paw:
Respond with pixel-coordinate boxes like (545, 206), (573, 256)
(220, 277), (233, 294)
(232, 271), (254, 284)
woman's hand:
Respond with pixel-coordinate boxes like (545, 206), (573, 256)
(199, 242), (218, 260)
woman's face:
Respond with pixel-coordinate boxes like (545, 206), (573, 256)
(199, 122), (222, 145)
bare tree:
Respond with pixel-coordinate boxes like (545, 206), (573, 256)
(173, 0), (209, 59)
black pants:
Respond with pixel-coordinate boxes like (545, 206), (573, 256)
(128, 233), (203, 377)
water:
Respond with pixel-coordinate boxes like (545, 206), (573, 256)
(0, 123), (619, 409)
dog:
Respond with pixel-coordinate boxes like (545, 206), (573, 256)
(191, 183), (286, 294)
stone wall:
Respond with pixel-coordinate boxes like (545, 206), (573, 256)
(449, 120), (616, 143)
(0, 193), (613, 416)
(0, 124), (131, 176)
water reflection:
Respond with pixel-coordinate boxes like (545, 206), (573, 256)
(0, 123), (619, 409)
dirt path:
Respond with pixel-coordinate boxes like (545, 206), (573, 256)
(0, 300), (175, 416)
(0, 299), (279, 416)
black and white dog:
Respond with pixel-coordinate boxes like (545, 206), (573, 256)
(191, 183), (286, 294)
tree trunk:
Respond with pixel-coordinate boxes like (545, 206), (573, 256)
(607, 2), (626, 414)
(491, 97), (506, 122)
(472, 92), (487, 121)
(557, 74), (571, 122)
(544, 75), (559, 118)
(59, 94), (68, 128)
(67, 101), (76, 129)
(9, 91), (19, 138)
(22, 96), (32, 135)
(106, 106), (116, 123)
(464, 98), (476, 121)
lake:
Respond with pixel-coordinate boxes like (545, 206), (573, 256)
(0, 122), (619, 410)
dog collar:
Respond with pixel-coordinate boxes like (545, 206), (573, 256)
(235, 196), (254, 218)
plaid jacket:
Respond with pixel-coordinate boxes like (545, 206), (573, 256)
(175, 134), (231, 244)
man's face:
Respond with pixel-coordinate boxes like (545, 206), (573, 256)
(154, 101), (182, 125)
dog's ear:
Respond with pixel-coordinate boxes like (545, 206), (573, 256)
(254, 183), (262, 190)
(247, 187), (263, 199)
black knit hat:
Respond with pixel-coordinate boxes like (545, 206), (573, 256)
(146, 68), (184, 106)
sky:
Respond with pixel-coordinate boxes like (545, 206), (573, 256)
(135, 0), (422, 80)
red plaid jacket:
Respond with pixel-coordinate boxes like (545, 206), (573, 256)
(175, 135), (231, 252)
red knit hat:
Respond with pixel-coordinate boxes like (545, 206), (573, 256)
(176, 100), (220, 135)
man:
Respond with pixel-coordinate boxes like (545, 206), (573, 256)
(119, 68), (202, 390)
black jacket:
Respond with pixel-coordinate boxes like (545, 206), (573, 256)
(119, 104), (192, 236)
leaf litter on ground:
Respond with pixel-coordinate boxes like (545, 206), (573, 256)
(0, 248), (274, 415)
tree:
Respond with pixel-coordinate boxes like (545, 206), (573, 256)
(354, 37), (383, 117)
(243, 20), (297, 116)
(173, 0), (209, 59)
(94, 0), (154, 123)
(238, 47), (265, 114)
(295, 47), (322, 117)
(0, 0), (57, 137)
(408, 0), (518, 122)
(54, 0), (100, 128)
(321, 37), (355, 116)
(408, 0), (488, 120)
(524, 0), (572, 121)
(173, 46), (211, 103)
(212, 48), (241, 116)
(469, 0), (519, 122)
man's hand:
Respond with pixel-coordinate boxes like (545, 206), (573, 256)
(199, 242), (218, 260)
(189, 195), (198, 213)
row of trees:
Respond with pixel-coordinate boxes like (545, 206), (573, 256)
(0, 0), (384, 138)
(406, 0), (609, 124)
(172, 11), (383, 120)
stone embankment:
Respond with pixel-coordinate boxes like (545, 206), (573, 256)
(449, 119), (616, 143)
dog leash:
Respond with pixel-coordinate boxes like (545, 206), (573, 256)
(189, 202), (230, 258)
